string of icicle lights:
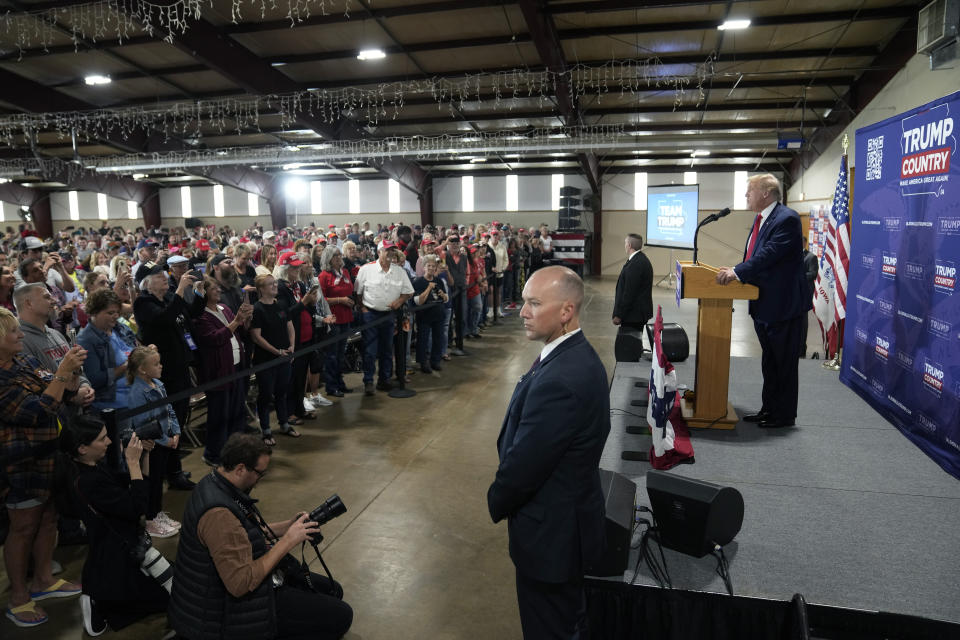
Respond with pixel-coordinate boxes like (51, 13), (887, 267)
(0, 55), (715, 149)
(0, 0), (353, 56)
(0, 125), (658, 178)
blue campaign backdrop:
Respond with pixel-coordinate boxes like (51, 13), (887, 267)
(841, 90), (960, 479)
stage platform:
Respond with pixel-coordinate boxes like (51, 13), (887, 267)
(600, 357), (960, 627)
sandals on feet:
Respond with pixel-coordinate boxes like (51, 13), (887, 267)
(262, 435), (277, 446)
(30, 579), (81, 601)
(279, 426), (301, 438)
(6, 600), (48, 628)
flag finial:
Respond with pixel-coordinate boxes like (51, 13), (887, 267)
(842, 133), (849, 154)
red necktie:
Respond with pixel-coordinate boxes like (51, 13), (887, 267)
(527, 355), (541, 375)
(745, 214), (762, 259)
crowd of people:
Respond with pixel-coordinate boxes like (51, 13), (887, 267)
(0, 216), (559, 635)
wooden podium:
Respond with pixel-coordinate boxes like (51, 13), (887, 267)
(676, 261), (758, 429)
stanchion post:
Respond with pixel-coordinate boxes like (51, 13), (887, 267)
(389, 309), (416, 398)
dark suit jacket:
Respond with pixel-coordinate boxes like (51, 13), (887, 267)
(487, 331), (610, 583)
(612, 251), (653, 326)
(734, 203), (811, 324)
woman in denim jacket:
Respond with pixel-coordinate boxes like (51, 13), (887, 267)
(76, 289), (139, 412)
(125, 346), (181, 539)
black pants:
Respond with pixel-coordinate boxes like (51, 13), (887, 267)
(754, 315), (803, 422)
(256, 358), (292, 436)
(275, 573), (353, 640)
(204, 379), (245, 465)
(147, 444), (173, 519)
(288, 351), (310, 418)
(160, 370), (189, 479)
(450, 289), (465, 349)
(491, 278), (503, 322)
(515, 569), (588, 640)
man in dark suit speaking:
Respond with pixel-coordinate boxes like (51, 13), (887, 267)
(487, 266), (611, 639)
(612, 233), (653, 331)
(716, 173), (810, 428)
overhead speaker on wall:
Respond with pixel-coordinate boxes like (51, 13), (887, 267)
(587, 469), (637, 577)
(184, 218), (204, 229)
(646, 470), (744, 558)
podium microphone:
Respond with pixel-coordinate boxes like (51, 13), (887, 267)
(693, 207), (731, 264)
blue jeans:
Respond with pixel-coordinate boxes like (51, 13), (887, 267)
(256, 358), (292, 436)
(416, 314), (446, 367)
(467, 295), (482, 335)
(362, 310), (395, 384)
(326, 324), (350, 393)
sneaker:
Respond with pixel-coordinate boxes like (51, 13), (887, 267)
(450, 348), (467, 357)
(311, 393), (333, 407)
(145, 519), (178, 539)
(51, 559), (63, 575)
(155, 512), (181, 530)
(364, 382), (375, 396)
(303, 397), (316, 412)
(80, 594), (107, 637)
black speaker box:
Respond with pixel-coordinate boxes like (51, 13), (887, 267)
(588, 469), (637, 577)
(558, 206), (582, 216)
(615, 327), (645, 362)
(184, 218), (203, 229)
(646, 470), (744, 558)
(560, 185), (581, 196)
(559, 196), (581, 207)
(645, 321), (689, 362)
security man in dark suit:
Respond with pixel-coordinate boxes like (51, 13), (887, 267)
(612, 233), (654, 331)
(716, 173), (810, 428)
(487, 266), (611, 639)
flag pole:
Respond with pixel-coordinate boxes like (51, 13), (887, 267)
(823, 134), (849, 370)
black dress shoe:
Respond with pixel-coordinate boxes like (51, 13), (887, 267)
(742, 411), (770, 423)
(328, 389), (345, 397)
(376, 380), (393, 391)
(167, 472), (196, 490)
(758, 419), (795, 429)
(341, 386), (353, 393)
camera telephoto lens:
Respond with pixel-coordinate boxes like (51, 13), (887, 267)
(308, 495), (347, 527)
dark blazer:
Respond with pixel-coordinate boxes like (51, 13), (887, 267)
(487, 331), (610, 583)
(612, 250), (653, 326)
(134, 290), (206, 370)
(734, 203), (811, 324)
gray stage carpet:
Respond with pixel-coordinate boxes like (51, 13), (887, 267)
(601, 357), (960, 624)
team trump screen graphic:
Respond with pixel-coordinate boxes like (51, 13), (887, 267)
(843, 91), (960, 480)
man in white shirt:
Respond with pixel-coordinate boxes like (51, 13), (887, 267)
(354, 242), (414, 395)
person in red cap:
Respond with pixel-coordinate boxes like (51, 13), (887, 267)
(354, 242), (413, 395)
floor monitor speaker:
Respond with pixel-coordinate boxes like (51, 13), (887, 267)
(645, 322), (689, 362)
(588, 469), (636, 577)
(645, 470), (743, 557)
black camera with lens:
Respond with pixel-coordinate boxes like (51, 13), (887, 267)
(306, 495), (347, 543)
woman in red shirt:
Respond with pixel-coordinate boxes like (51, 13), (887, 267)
(318, 246), (356, 397)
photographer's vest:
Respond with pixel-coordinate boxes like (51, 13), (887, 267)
(169, 472), (277, 640)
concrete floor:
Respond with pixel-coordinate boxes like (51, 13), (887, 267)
(3, 274), (781, 639)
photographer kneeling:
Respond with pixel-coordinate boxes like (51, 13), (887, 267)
(168, 433), (353, 640)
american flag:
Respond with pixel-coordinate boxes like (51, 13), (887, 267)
(813, 155), (850, 356)
(647, 305), (694, 469)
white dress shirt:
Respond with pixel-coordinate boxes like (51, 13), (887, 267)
(539, 328), (582, 363)
(355, 261), (414, 311)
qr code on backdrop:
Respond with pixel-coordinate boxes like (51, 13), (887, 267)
(866, 136), (883, 181)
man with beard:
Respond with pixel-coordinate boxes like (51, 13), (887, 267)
(209, 253), (245, 314)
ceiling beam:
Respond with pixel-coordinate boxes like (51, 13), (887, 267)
(788, 15), (919, 186)
(518, 0), (600, 196)
(137, 15), (431, 199)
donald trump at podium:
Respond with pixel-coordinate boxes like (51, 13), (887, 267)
(715, 173), (810, 429)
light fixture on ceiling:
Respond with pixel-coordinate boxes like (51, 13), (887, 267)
(691, 150), (711, 157)
(131, 173), (147, 180)
(0, 178), (9, 184)
(284, 177), (307, 199)
(284, 145), (301, 152)
(469, 157), (488, 163)
(270, 62), (288, 67)
(718, 19), (751, 31)
(282, 163), (304, 171)
(84, 74), (112, 85)
(357, 49), (386, 61)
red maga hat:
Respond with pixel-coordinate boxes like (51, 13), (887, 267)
(278, 251), (304, 266)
